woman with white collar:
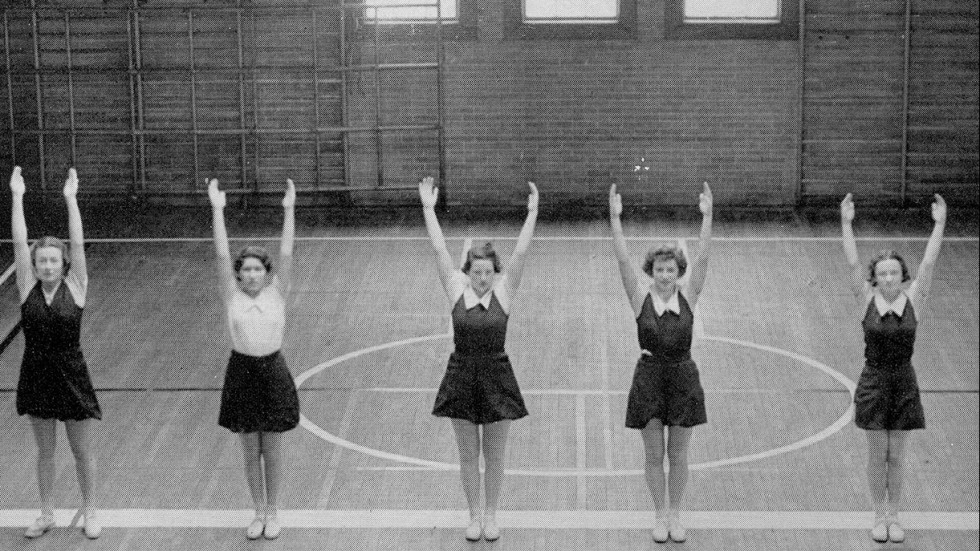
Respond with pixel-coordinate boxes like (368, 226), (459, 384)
(609, 182), (712, 544)
(840, 193), (946, 544)
(418, 176), (537, 542)
(9, 166), (103, 539)
(209, 178), (299, 540)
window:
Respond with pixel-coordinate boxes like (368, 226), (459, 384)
(666, 0), (798, 39)
(365, 0), (458, 22)
(506, 0), (637, 39)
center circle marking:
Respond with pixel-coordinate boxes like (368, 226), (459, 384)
(296, 333), (856, 476)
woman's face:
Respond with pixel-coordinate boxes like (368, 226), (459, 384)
(238, 257), (269, 295)
(467, 258), (497, 297)
(651, 257), (680, 293)
(33, 246), (65, 285)
(873, 258), (905, 298)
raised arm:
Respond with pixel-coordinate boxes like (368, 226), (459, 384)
(418, 176), (456, 298)
(609, 184), (643, 313)
(840, 193), (868, 300)
(686, 182), (712, 304)
(277, 179), (296, 297)
(504, 182), (538, 295)
(910, 194), (946, 309)
(63, 169), (88, 291)
(9, 166), (35, 302)
(208, 179), (236, 302)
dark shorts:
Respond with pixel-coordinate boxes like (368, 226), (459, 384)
(626, 355), (707, 429)
(219, 350), (300, 433)
(17, 349), (102, 421)
(432, 352), (528, 425)
(854, 362), (925, 431)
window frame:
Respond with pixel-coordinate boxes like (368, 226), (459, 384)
(665, 0), (799, 40)
(361, 0), (478, 40)
(504, 0), (637, 40)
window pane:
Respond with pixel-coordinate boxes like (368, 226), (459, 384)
(524, 0), (619, 22)
(684, 0), (779, 23)
(366, 0), (457, 21)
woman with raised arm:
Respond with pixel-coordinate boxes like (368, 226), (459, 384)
(609, 182), (712, 544)
(9, 166), (102, 539)
(840, 193), (946, 544)
(419, 176), (537, 542)
(209, 178), (299, 540)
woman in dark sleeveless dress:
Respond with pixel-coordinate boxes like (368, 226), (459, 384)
(209, 178), (300, 540)
(9, 166), (102, 539)
(840, 193), (946, 543)
(419, 176), (538, 542)
(609, 183), (712, 544)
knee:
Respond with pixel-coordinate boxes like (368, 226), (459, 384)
(644, 450), (665, 468)
(667, 448), (688, 469)
(457, 445), (480, 467)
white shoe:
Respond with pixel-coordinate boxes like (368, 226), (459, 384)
(652, 517), (669, 544)
(246, 516), (264, 540)
(83, 512), (103, 539)
(264, 515), (282, 540)
(870, 516), (888, 543)
(464, 517), (482, 541)
(483, 517), (500, 541)
(668, 512), (687, 543)
(888, 519), (905, 543)
(24, 515), (55, 538)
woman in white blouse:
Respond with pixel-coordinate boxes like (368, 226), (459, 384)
(419, 176), (538, 542)
(840, 193), (946, 543)
(209, 178), (299, 540)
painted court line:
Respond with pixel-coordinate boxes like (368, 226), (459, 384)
(0, 509), (975, 531)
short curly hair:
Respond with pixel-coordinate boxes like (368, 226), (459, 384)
(30, 236), (71, 276)
(461, 242), (502, 273)
(642, 244), (687, 278)
(234, 246), (273, 278)
(867, 250), (910, 285)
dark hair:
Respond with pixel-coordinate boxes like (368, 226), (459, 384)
(30, 236), (71, 276)
(461, 242), (502, 273)
(234, 246), (273, 279)
(867, 250), (910, 285)
(642, 244), (687, 278)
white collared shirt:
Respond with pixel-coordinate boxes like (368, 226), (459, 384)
(449, 271), (510, 314)
(872, 290), (908, 317)
(227, 277), (285, 356)
(650, 289), (681, 316)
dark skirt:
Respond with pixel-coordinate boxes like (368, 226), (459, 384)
(219, 350), (300, 433)
(17, 348), (101, 421)
(432, 352), (528, 425)
(854, 361), (925, 431)
(626, 355), (707, 429)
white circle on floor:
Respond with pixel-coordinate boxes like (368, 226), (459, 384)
(296, 333), (856, 476)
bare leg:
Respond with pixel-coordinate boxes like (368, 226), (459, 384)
(640, 420), (667, 514)
(481, 420), (511, 519)
(64, 419), (98, 515)
(450, 419), (482, 520)
(666, 426), (693, 511)
(29, 416), (57, 517)
(886, 431), (910, 516)
(261, 431), (287, 516)
(238, 432), (265, 515)
(865, 430), (889, 517)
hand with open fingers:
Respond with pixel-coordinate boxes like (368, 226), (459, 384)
(9, 166), (25, 196)
(419, 176), (438, 208)
(208, 179), (226, 209)
(699, 181), (713, 215)
(931, 194), (947, 224)
(527, 181), (539, 212)
(840, 193), (855, 223)
(63, 168), (79, 199)
(609, 184), (623, 218)
(283, 178), (296, 208)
